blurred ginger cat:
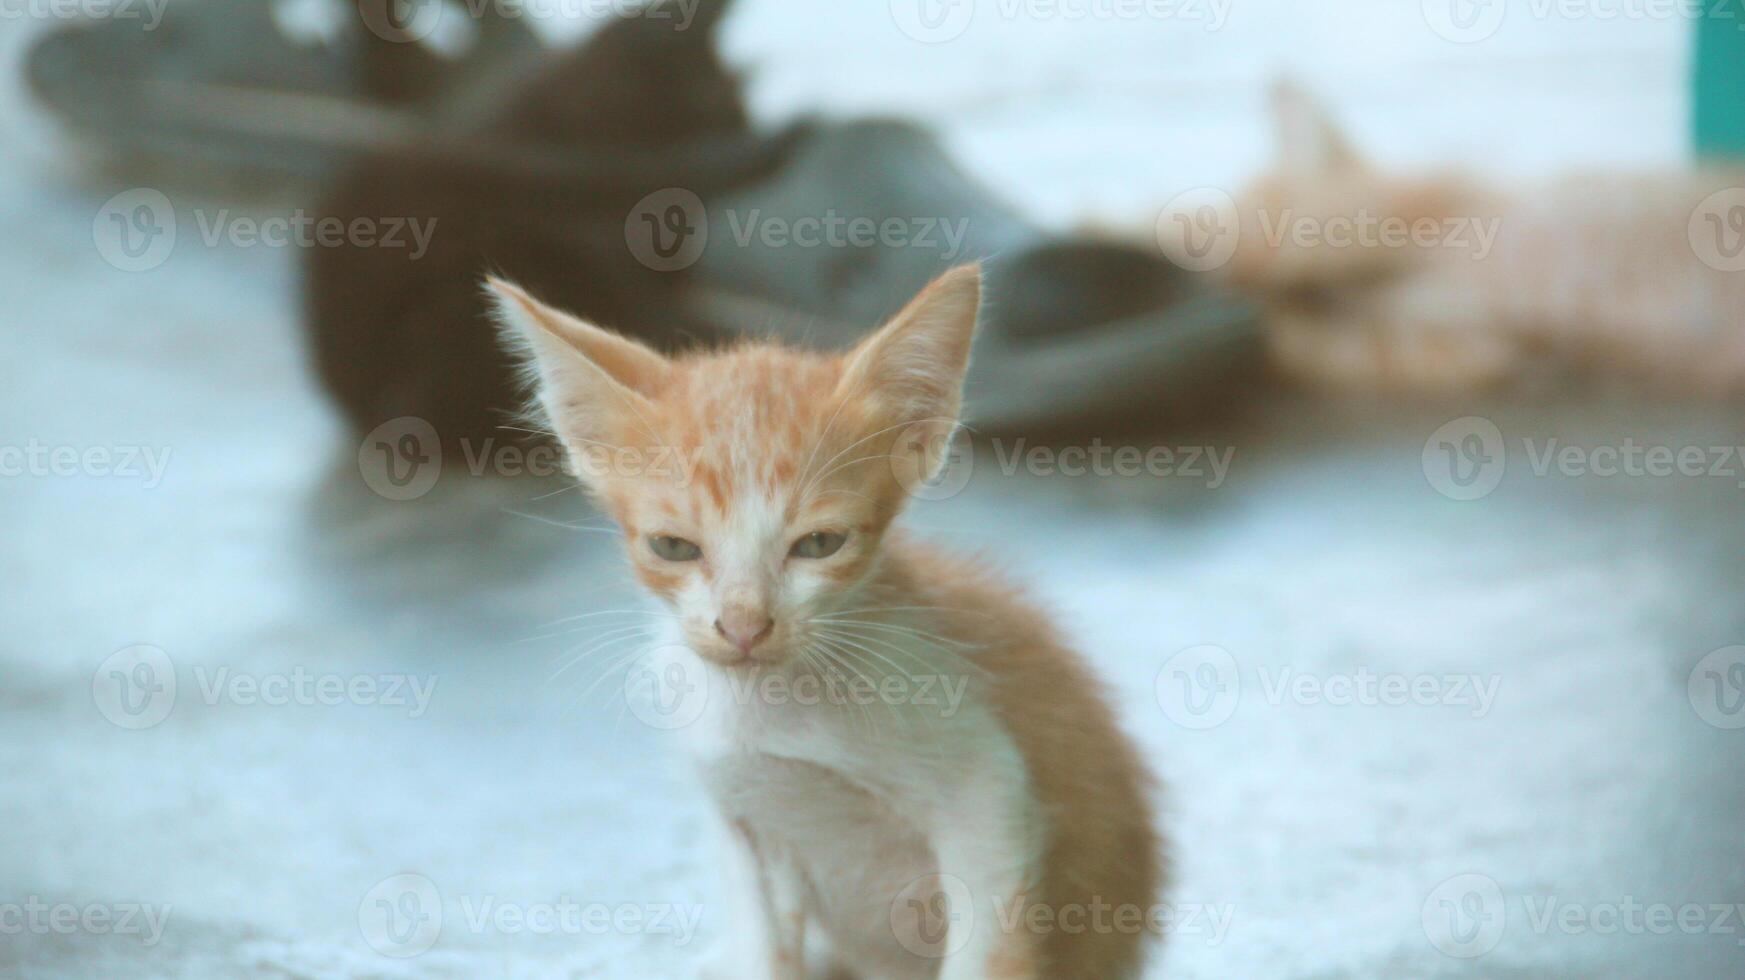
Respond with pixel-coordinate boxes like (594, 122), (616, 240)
(1222, 82), (1745, 392)
(490, 265), (1163, 979)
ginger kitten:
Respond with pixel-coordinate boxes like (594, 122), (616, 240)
(1220, 82), (1745, 392)
(490, 266), (1164, 979)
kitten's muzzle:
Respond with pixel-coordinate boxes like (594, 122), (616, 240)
(714, 610), (774, 655)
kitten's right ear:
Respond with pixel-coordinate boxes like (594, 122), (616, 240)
(1271, 78), (1365, 176)
(486, 277), (670, 463)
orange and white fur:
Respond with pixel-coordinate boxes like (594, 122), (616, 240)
(1223, 83), (1745, 392)
(489, 266), (1163, 979)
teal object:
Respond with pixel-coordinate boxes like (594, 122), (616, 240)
(1695, 8), (1745, 160)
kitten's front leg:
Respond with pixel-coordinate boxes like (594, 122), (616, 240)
(718, 818), (808, 980)
(930, 771), (1043, 980)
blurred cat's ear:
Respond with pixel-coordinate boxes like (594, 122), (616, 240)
(686, 0), (738, 34)
(1271, 78), (1365, 176)
(837, 264), (980, 481)
(487, 277), (669, 460)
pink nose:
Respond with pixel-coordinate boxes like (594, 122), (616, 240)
(714, 610), (774, 654)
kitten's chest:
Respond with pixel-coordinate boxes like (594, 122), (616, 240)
(677, 669), (948, 831)
(701, 747), (938, 955)
(688, 673), (881, 779)
(691, 700), (933, 861)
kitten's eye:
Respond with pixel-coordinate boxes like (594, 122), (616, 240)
(790, 531), (846, 560)
(649, 535), (702, 562)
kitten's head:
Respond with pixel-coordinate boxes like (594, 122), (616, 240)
(490, 266), (980, 669)
(1228, 81), (1469, 292)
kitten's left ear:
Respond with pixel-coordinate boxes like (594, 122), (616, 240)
(836, 263), (980, 476)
